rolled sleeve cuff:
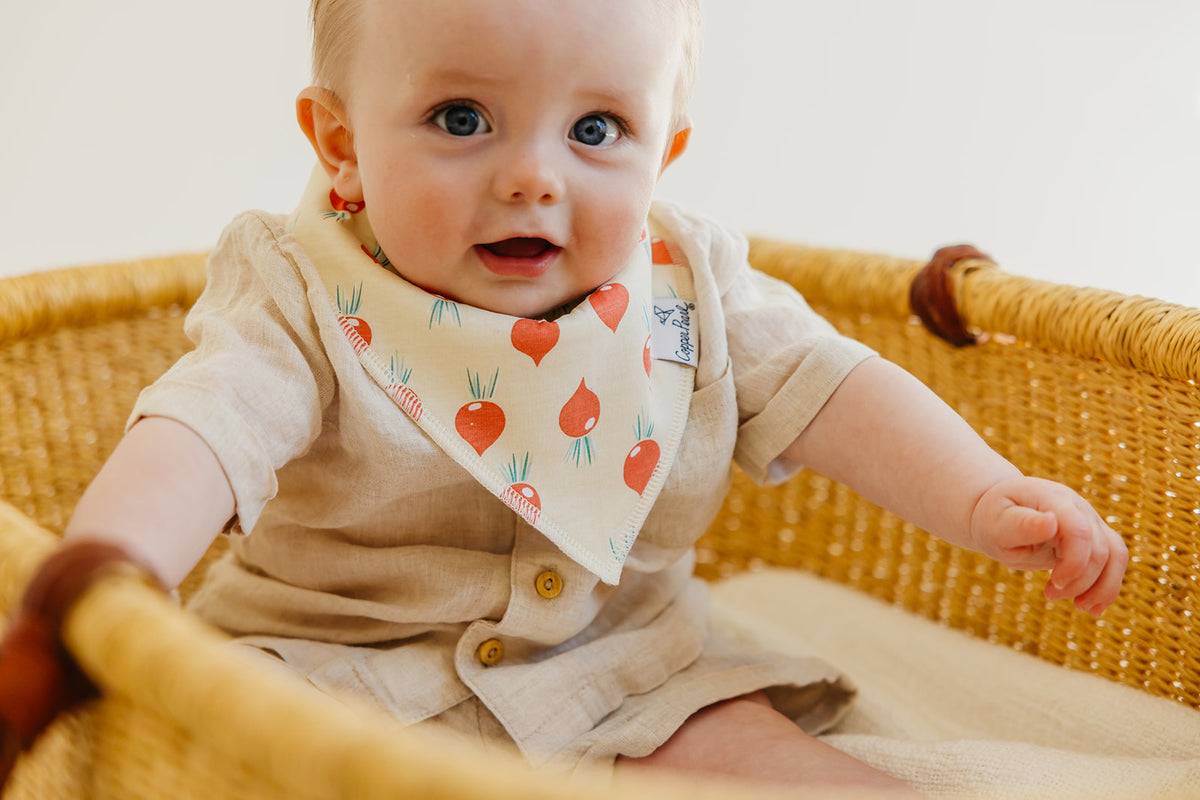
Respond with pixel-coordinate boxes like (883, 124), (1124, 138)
(734, 340), (877, 485)
(126, 380), (279, 534)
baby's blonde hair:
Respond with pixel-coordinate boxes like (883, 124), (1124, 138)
(308, 0), (701, 127)
(308, 0), (360, 97)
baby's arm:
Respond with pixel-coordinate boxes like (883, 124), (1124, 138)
(784, 357), (1127, 615)
(62, 416), (234, 589)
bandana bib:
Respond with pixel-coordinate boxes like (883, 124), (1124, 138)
(288, 169), (699, 584)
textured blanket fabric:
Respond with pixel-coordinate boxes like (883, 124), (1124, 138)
(710, 569), (1200, 799)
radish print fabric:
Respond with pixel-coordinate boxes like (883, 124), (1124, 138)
(288, 169), (698, 584)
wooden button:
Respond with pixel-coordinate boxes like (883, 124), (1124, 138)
(477, 638), (504, 666)
(535, 570), (564, 599)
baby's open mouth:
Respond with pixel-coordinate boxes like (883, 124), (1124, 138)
(481, 238), (558, 258)
(476, 238), (561, 278)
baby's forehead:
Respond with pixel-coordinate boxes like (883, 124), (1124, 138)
(359, 0), (681, 30)
(317, 0), (697, 115)
(355, 1), (684, 68)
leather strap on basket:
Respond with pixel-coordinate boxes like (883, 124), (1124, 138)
(0, 541), (161, 786)
(909, 244), (994, 347)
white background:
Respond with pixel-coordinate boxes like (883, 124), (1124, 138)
(3, 1), (1198, 306)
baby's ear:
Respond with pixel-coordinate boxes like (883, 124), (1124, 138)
(660, 126), (692, 172)
(296, 87), (363, 202)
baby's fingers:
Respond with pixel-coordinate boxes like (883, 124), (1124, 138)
(1043, 503), (1128, 614)
(1066, 528), (1129, 616)
(976, 478), (1128, 614)
(989, 505), (1058, 570)
(1043, 511), (1100, 601)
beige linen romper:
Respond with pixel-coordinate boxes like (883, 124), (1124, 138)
(130, 201), (875, 770)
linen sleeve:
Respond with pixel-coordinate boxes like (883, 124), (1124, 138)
(714, 235), (876, 486)
(127, 213), (337, 533)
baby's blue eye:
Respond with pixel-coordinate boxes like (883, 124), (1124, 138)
(571, 114), (620, 147)
(433, 105), (491, 136)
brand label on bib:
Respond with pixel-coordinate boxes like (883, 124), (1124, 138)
(650, 298), (699, 367)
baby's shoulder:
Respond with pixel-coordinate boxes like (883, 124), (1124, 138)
(649, 201), (751, 293)
(204, 211), (320, 290)
(212, 211), (302, 266)
(189, 211), (329, 333)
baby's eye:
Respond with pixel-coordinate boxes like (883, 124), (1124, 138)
(570, 114), (620, 147)
(433, 104), (491, 136)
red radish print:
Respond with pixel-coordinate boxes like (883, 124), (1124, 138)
(511, 319), (560, 366)
(336, 283), (371, 348)
(640, 306), (653, 376)
(588, 283), (629, 333)
(329, 188), (364, 214)
(324, 188), (365, 221)
(650, 238), (673, 265)
(502, 484), (541, 525)
(456, 369), (505, 456)
(389, 383), (423, 421)
(559, 379), (600, 437)
(387, 356), (422, 421)
(501, 453), (541, 524)
(624, 440), (660, 495)
(560, 378), (600, 465)
(361, 243), (392, 269)
(338, 317), (370, 354)
(457, 400), (504, 455)
(623, 415), (659, 495)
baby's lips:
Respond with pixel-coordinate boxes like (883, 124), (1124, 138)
(481, 238), (559, 258)
(474, 238), (561, 278)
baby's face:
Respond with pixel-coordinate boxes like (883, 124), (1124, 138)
(333, 0), (686, 318)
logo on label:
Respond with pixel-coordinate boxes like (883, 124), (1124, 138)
(649, 298), (699, 368)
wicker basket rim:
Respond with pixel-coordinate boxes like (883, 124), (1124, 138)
(748, 239), (1200, 384)
(0, 253), (207, 344)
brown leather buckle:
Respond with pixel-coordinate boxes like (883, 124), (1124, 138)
(0, 541), (161, 784)
(910, 244), (995, 347)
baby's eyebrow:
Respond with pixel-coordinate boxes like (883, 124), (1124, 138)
(581, 87), (642, 110)
(414, 66), (503, 90)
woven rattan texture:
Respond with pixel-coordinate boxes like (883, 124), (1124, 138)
(0, 311), (191, 532)
(698, 243), (1200, 710)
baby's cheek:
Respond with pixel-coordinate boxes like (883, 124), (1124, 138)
(587, 192), (653, 253)
(368, 192), (452, 262)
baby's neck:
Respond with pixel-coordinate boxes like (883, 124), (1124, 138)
(536, 296), (588, 322)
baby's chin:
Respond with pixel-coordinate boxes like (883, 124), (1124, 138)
(453, 279), (606, 320)
(479, 291), (590, 321)
(395, 269), (606, 320)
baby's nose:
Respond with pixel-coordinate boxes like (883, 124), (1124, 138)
(493, 146), (564, 205)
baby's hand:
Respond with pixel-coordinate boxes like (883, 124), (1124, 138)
(969, 476), (1128, 616)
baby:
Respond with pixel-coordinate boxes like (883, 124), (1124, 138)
(21, 0), (1125, 794)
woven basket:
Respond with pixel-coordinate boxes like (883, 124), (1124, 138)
(1, 243), (1197, 799)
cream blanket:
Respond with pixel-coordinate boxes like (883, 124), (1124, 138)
(711, 569), (1200, 799)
